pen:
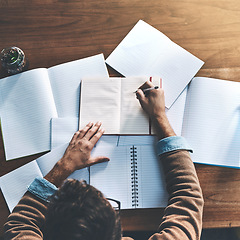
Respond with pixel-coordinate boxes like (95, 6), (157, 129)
(134, 86), (159, 93)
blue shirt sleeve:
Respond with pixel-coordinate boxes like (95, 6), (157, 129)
(28, 176), (58, 202)
(156, 136), (193, 156)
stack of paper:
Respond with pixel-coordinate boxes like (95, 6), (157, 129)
(0, 54), (109, 160)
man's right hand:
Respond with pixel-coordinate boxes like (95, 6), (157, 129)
(136, 80), (166, 120)
(136, 80), (176, 140)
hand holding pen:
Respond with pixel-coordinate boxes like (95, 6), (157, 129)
(135, 79), (165, 119)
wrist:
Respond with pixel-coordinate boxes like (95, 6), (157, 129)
(152, 114), (176, 140)
(44, 160), (74, 187)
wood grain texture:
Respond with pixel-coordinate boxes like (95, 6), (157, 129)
(0, 0), (240, 235)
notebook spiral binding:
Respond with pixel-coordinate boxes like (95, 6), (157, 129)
(131, 146), (138, 207)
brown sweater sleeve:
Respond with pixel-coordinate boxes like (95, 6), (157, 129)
(4, 192), (47, 240)
(4, 150), (203, 240)
(150, 150), (204, 240)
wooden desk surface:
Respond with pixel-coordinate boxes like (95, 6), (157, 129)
(0, 0), (240, 235)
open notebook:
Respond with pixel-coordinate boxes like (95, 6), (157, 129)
(181, 77), (240, 168)
(0, 54), (109, 160)
(51, 86), (187, 149)
(0, 143), (168, 212)
(90, 144), (168, 209)
(79, 76), (161, 134)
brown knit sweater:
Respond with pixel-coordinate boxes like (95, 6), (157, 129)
(4, 150), (204, 240)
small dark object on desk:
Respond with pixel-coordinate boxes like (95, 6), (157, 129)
(0, 47), (28, 75)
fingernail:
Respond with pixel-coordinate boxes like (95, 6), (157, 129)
(88, 122), (93, 126)
(96, 121), (102, 125)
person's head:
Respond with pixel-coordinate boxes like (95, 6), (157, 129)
(44, 179), (122, 240)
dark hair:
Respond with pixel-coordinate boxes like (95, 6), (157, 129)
(44, 179), (122, 240)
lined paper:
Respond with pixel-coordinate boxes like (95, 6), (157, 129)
(80, 76), (159, 134)
(106, 20), (204, 108)
(182, 77), (240, 168)
(0, 161), (43, 212)
(120, 77), (160, 134)
(51, 117), (119, 149)
(80, 78), (121, 133)
(95, 135), (119, 147)
(48, 54), (109, 118)
(51, 117), (78, 149)
(90, 146), (132, 209)
(0, 69), (58, 160)
(165, 86), (188, 136)
(118, 135), (156, 146)
(136, 145), (168, 208)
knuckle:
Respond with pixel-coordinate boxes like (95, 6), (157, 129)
(77, 129), (83, 135)
(73, 132), (79, 137)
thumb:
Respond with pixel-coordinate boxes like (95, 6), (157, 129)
(88, 156), (110, 167)
(136, 89), (148, 109)
(136, 88), (145, 101)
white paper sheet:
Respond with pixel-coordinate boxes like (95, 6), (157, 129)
(48, 54), (109, 118)
(0, 69), (58, 160)
(90, 146), (132, 209)
(120, 77), (159, 134)
(106, 20), (204, 108)
(118, 135), (156, 146)
(0, 161), (43, 212)
(182, 77), (240, 168)
(137, 145), (168, 208)
(79, 78), (121, 133)
(51, 118), (78, 149)
(95, 135), (119, 147)
(51, 117), (119, 150)
(166, 86), (188, 136)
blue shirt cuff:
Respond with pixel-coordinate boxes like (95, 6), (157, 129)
(28, 177), (58, 202)
(156, 136), (193, 156)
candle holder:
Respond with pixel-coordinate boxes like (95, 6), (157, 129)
(0, 47), (28, 75)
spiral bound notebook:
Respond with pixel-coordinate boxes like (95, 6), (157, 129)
(0, 144), (168, 212)
(90, 145), (168, 209)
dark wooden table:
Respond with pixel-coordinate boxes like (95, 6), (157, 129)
(1, 0), (240, 236)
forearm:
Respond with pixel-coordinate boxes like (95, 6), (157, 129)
(4, 177), (58, 239)
(4, 192), (47, 240)
(44, 158), (74, 187)
(151, 113), (176, 140)
(154, 138), (204, 240)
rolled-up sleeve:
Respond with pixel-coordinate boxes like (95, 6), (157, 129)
(28, 177), (58, 202)
(156, 136), (193, 156)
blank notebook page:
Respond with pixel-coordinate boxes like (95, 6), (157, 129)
(90, 146), (132, 209)
(136, 145), (168, 208)
(182, 77), (240, 167)
(120, 77), (159, 134)
(0, 69), (57, 160)
(0, 161), (43, 212)
(80, 78), (121, 133)
(48, 54), (109, 118)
